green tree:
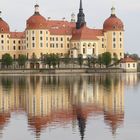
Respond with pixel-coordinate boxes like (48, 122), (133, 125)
(102, 52), (112, 68)
(91, 57), (97, 68)
(43, 54), (60, 68)
(112, 55), (119, 67)
(43, 54), (52, 68)
(97, 55), (103, 68)
(2, 53), (13, 68)
(56, 55), (61, 68)
(130, 54), (139, 61)
(63, 54), (70, 68)
(30, 53), (38, 65)
(18, 55), (27, 68)
(87, 56), (92, 68)
(78, 54), (83, 68)
(51, 54), (60, 68)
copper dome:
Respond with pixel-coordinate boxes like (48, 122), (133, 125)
(26, 13), (47, 30)
(103, 7), (124, 31)
(103, 15), (124, 31)
(26, 5), (47, 30)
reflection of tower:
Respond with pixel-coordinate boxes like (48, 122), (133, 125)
(102, 74), (124, 135)
(76, 107), (86, 140)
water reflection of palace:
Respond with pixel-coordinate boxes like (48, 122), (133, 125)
(0, 74), (139, 139)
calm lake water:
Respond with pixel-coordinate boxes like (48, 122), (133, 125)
(0, 73), (140, 140)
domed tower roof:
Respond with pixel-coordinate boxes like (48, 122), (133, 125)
(26, 4), (47, 30)
(0, 11), (10, 33)
(103, 7), (124, 31)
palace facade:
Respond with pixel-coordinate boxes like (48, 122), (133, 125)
(0, 0), (124, 66)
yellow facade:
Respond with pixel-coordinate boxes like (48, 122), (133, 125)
(0, 4), (124, 61)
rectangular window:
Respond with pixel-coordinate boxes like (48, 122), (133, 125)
(113, 43), (116, 48)
(102, 44), (104, 48)
(93, 48), (95, 54)
(13, 46), (16, 50)
(61, 38), (63, 41)
(32, 43), (35, 48)
(133, 63), (135, 68)
(40, 37), (43, 40)
(67, 43), (70, 48)
(61, 44), (63, 48)
(1, 40), (4, 44)
(113, 38), (116, 42)
(83, 48), (85, 54)
(40, 43), (43, 47)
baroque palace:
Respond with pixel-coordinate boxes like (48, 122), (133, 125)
(0, 0), (125, 68)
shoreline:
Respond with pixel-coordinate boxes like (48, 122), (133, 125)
(0, 68), (138, 74)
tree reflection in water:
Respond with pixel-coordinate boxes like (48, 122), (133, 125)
(0, 74), (139, 139)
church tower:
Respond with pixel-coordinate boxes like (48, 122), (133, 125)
(76, 0), (86, 29)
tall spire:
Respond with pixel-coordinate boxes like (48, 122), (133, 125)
(80, 0), (83, 10)
(76, 0), (86, 29)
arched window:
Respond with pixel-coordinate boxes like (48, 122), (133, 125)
(83, 43), (86, 47)
(88, 43), (91, 47)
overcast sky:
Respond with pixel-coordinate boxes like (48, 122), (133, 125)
(0, 0), (140, 55)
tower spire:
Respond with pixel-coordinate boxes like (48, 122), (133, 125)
(76, 0), (86, 29)
(80, 0), (83, 10)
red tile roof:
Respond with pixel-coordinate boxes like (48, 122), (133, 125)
(71, 25), (103, 41)
(46, 20), (76, 28)
(103, 15), (124, 31)
(0, 18), (10, 33)
(120, 57), (136, 63)
(10, 32), (25, 39)
(26, 13), (47, 30)
(46, 20), (75, 35)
